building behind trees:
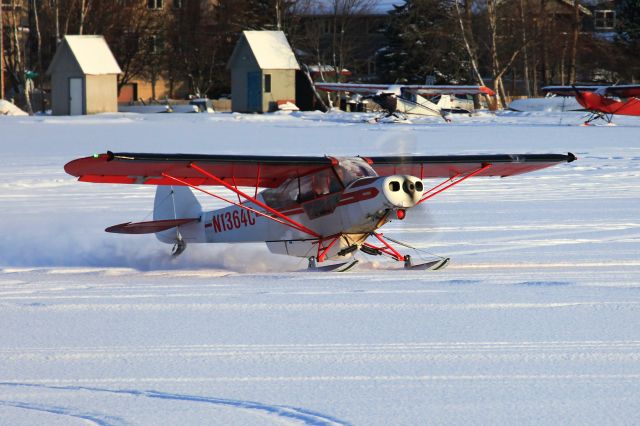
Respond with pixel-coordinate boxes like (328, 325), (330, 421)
(1, 0), (638, 111)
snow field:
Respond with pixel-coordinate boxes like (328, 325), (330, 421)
(0, 110), (639, 424)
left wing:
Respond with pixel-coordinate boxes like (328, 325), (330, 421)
(365, 153), (576, 178)
(64, 151), (335, 188)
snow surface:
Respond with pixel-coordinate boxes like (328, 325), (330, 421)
(1, 110), (639, 425)
(0, 100), (28, 116)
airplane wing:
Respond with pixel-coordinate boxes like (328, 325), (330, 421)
(314, 82), (495, 96)
(314, 82), (391, 94)
(542, 85), (640, 98)
(541, 85), (606, 96)
(400, 85), (495, 96)
(65, 152), (576, 188)
(64, 151), (336, 188)
(604, 85), (640, 98)
(366, 153), (576, 178)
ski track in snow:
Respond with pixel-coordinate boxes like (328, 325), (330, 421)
(0, 383), (348, 426)
(0, 399), (124, 426)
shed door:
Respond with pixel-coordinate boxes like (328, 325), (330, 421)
(247, 72), (261, 111)
(69, 78), (83, 115)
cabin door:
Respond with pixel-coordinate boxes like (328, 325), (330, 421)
(69, 78), (83, 115)
(247, 72), (262, 112)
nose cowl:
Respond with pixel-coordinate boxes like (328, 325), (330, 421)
(382, 175), (424, 207)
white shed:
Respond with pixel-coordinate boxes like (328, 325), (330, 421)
(46, 35), (122, 115)
(227, 31), (300, 113)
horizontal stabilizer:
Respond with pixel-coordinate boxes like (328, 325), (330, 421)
(105, 218), (199, 234)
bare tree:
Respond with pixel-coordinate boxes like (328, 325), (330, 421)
(455, 0), (485, 86)
(518, 0), (531, 97)
(78, 0), (90, 35)
(3, 0), (33, 112)
(568, 0), (580, 83)
(485, 0), (530, 107)
(327, 0), (374, 81)
(1, 1), (5, 99)
(167, 0), (228, 98)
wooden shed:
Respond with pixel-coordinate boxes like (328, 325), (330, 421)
(46, 35), (122, 115)
(227, 31), (300, 113)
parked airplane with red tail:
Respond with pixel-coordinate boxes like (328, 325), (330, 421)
(543, 85), (640, 125)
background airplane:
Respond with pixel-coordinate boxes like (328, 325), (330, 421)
(314, 83), (496, 122)
(542, 84), (640, 125)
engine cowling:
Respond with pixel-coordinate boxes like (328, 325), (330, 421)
(381, 175), (425, 208)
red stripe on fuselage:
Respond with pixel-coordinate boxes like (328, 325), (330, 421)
(276, 187), (380, 218)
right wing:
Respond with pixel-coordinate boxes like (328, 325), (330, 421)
(366, 153), (577, 178)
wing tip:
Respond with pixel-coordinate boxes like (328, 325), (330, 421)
(567, 152), (577, 163)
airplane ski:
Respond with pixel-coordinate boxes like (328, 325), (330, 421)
(308, 257), (359, 272)
(404, 256), (450, 271)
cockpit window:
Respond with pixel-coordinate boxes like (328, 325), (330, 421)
(261, 158), (377, 211)
(261, 176), (299, 210)
(298, 168), (342, 203)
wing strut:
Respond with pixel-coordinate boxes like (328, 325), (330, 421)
(417, 164), (492, 205)
(161, 172), (318, 238)
(188, 162), (321, 238)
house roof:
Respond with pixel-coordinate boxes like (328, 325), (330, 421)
(229, 31), (300, 70)
(295, 0), (400, 16)
(558, 0), (592, 15)
(47, 35), (122, 76)
(496, 0), (591, 15)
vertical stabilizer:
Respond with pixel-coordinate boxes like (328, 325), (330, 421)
(153, 186), (202, 244)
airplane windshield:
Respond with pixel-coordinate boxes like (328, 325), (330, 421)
(335, 158), (377, 186)
(261, 158), (377, 212)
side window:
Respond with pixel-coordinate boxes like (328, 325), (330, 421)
(298, 169), (339, 203)
(261, 178), (298, 210)
(594, 10), (615, 30)
(264, 74), (272, 93)
(147, 0), (164, 10)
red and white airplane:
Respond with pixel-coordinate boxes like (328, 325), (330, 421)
(314, 83), (495, 122)
(65, 151), (576, 271)
(542, 85), (640, 125)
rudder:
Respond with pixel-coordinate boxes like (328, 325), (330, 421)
(154, 186), (202, 244)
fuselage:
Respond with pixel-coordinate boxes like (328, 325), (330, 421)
(578, 91), (640, 116)
(157, 158), (425, 260)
